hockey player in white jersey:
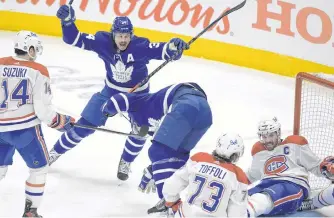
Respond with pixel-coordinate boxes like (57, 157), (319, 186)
(247, 117), (334, 217)
(162, 133), (249, 217)
(0, 31), (75, 217)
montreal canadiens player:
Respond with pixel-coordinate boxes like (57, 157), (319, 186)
(101, 82), (212, 213)
(48, 3), (189, 182)
(247, 117), (334, 217)
(162, 133), (248, 217)
(0, 31), (74, 217)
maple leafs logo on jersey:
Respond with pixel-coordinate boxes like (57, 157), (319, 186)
(264, 155), (289, 175)
(148, 118), (160, 132)
(110, 60), (133, 83)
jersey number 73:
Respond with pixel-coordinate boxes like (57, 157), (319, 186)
(188, 175), (225, 213)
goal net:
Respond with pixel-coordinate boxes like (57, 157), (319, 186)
(293, 72), (334, 190)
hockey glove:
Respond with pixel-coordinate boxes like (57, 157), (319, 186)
(165, 199), (182, 218)
(49, 113), (75, 132)
(169, 38), (189, 50)
(138, 165), (157, 194)
(56, 4), (76, 26)
(165, 38), (188, 61)
(320, 156), (334, 180)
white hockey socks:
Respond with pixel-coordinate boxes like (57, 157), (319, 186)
(312, 184), (334, 209)
(0, 166), (8, 181)
(247, 193), (274, 217)
(25, 166), (48, 208)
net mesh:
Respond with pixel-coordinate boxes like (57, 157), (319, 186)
(298, 73), (334, 190)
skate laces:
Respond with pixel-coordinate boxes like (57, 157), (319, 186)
(119, 159), (131, 174)
(299, 199), (315, 211)
(49, 149), (61, 165)
(155, 198), (167, 210)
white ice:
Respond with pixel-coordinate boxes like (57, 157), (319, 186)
(0, 31), (333, 217)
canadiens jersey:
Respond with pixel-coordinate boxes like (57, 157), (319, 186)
(247, 135), (324, 192)
(0, 56), (57, 132)
(163, 152), (248, 217)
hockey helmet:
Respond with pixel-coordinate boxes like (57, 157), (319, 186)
(14, 31), (43, 59)
(214, 132), (245, 163)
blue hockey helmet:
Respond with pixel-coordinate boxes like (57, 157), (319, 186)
(111, 16), (133, 38)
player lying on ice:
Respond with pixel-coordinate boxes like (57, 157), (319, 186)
(246, 117), (334, 217)
(162, 133), (249, 217)
(101, 82), (213, 213)
(48, 3), (189, 182)
(0, 31), (75, 217)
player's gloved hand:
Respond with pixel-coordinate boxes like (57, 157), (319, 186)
(169, 38), (189, 50)
(165, 199), (182, 217)
(165, 38), (188, 61)
(56, 4), (76, 26)
(49, 113), (75, 132)
(320, 156), (334, 180)
(138, 165), (156, 194)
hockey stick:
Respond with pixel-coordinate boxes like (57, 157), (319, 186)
(69, 0), (74, 4)
(71, 123), (149, 138)
(128, 0), (247, 93)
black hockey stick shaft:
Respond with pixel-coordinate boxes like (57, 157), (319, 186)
(129, 0), (247, 93)
(71, 123), (148, 138)
(69, 0), (74, 4)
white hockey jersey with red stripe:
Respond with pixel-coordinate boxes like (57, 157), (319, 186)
(163, 152), (248, 217)
(0, 56), (57, 132)
(247, 135), (324, 193)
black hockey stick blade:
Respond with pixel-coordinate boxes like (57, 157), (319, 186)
(69, 0), (74, 5)
(71, 123), (148, 138)
(129, 0), (247, 93)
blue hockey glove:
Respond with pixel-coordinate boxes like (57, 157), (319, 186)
(138, 165), (156, 194)
(169, 38), (189, 50)
(165, 38), (188, 61)
(49, 113), (75, 132)
(166, 199), (182, 217)
(56, 4), (76, 26)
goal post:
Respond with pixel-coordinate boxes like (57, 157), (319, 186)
(293, 72), (334, 189)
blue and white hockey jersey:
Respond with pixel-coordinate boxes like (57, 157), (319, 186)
(102, 83), (206, 135)
(61, 23), (171, 92)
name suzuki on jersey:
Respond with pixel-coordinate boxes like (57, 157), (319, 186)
(3, 67), (27, 78)
(199, 164), (227, 180)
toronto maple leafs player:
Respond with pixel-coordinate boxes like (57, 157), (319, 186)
(247, 117), (334, 217)
(101, 82), (212, 213)
(0, 31), (74, 217)
(48, 3), (189, 181)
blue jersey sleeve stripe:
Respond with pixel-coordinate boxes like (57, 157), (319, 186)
(71, 32), (81, 46)
(162, 43), (169, 61)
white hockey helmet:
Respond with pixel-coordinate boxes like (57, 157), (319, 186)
(257, 117), (281, 150)
(214, 133), (245, 163)
(14, 31), (43, 59)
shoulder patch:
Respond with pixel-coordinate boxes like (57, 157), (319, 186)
(251, 141), (266, 156)
(281, 135), (308, 146)
(233, 165), (249, 185)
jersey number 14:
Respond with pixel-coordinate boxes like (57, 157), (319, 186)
(0, 79), (30, 109)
